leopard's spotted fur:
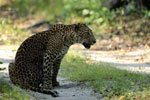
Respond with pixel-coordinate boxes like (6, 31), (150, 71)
(9, 23), (96, 97)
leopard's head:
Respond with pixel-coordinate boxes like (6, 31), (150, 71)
(74, 23), (96, 49)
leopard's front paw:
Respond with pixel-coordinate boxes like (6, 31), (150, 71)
(51, 90), (59, 97)
(52, 81), (60, 87)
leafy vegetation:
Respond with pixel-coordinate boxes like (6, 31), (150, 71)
(61, 51), (150, 99)
(0, 68), (6, 71)
(7, 0), (116, 27)
(0, 0), (150, 45)
(0, 61), (5, 70)
(0, 61), (3, 64)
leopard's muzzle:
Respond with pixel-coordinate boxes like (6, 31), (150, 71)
(83, 40), (96, 49)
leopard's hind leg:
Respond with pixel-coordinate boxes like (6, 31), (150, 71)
(9, 62), (59, 97)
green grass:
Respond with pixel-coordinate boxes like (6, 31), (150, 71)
(61, 51), (150, 100)
(0, 79), (29, 100)
(0, 18), (29, 45)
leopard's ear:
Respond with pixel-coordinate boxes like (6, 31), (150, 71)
(74, 23), (81, 32)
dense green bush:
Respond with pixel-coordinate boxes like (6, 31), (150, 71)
(1, 0), (149, 42)
(8, 0), (149, 25)
(63, 0), (116, 24)
(10, 0), (116, 24)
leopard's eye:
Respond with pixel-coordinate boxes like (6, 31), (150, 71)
(86, 32), (90, 35)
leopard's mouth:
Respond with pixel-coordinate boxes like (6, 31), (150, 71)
(83, 42), (91, 49)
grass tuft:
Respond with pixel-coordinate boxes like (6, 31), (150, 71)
(0, 79), (29, 100)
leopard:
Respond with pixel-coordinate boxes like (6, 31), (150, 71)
(9, 23), (96, 97)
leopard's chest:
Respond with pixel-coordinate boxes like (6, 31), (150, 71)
(58, 45), (69, 59)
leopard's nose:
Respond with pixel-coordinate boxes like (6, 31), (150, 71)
(93, 40), (96, 44)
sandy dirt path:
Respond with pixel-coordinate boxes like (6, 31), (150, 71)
(83, 47), (150, 73)
(0, 45), (100, 100)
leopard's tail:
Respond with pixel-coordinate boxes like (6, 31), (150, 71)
(28, 86), (59, 97)
(8, 62), (17, 85)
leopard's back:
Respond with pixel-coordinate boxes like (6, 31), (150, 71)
(9, 32), (49, 88)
